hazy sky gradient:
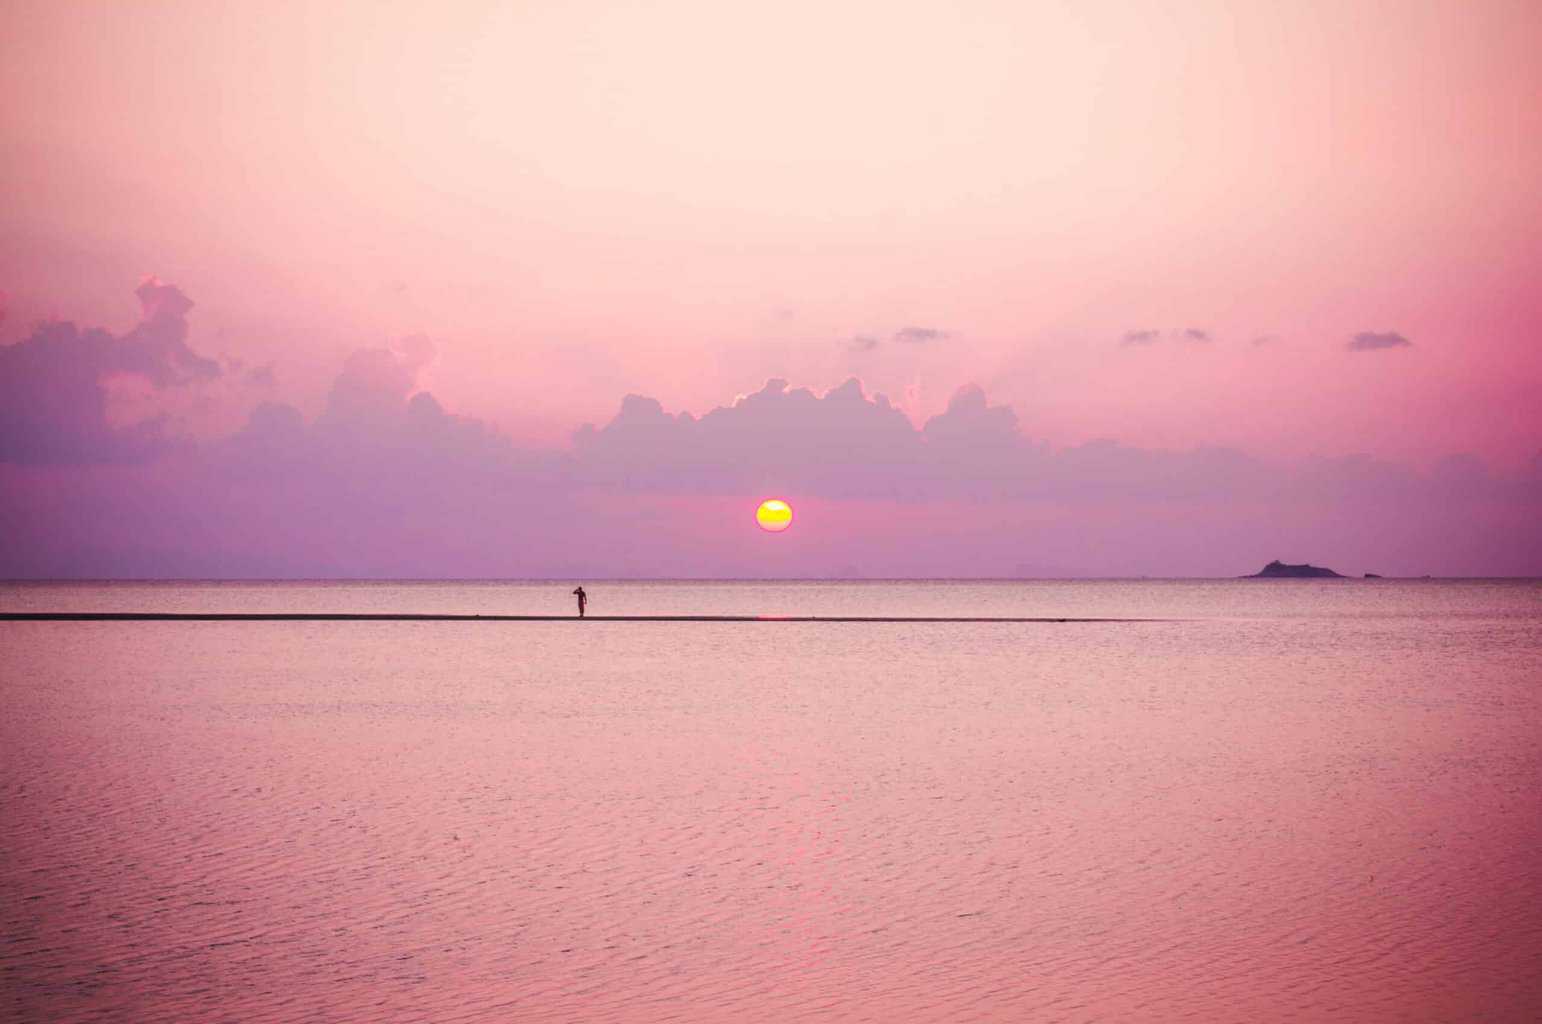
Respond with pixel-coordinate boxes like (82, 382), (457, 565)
(2, 1), (1539, 576)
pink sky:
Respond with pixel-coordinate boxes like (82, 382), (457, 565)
(2, 1), (1539, 576)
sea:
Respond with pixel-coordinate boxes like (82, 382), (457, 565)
(2, 579), (1539, 1022)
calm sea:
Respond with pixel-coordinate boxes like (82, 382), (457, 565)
(3, 580), (1540, 1022)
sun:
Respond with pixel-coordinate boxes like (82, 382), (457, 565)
(755, 498), (793, 533)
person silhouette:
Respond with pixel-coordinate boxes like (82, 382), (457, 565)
(571, 586), (587, 618)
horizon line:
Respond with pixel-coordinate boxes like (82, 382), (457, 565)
(0, 612), (1162, 624)
(2, 575), (1533, 585)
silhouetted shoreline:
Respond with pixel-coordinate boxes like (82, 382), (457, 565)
(1245, 560), (1345, 579)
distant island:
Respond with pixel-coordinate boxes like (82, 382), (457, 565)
(1246, 560), (1344, 578)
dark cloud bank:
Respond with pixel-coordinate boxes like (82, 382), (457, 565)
(1, 284), (1537, 577)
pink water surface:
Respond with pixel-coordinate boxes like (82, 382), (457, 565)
(3, 581), (1540, 1021)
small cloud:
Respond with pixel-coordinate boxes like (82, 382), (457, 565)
(848, 334), (880, 352)
(136, 275), (194, 325)
(893, 326), (949, 344)
(1347, 331), (1412, 352)
(1252, 334), (1280, 347)
(1123, 327), (1212, 347)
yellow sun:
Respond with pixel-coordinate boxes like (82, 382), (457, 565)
(755, 498), (793, 533)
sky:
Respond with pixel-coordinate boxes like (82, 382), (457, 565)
(2, 0), (1539, 577)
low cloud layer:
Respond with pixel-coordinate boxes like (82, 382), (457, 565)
(1, 284), (1537, 578)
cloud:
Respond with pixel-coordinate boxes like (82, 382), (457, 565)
(893, 326), (949, 344)
(922, 384), (1019, 448)
(845, 326), (950, 350)
(569, 377), (1307, 507)
(208, 338), (533, 576)
(4, 364), (1538, 577)
(251, 334), (507, 477)
(0, 278), (217, 463)
(574, 377), (921, 496)
(1347, 330), (1412, 352)
(1252, 334), (1280, 346)
(320, 335), (436, 428)
(2, 285), (1537, 577)
(1123, 327), (1213, 346)
(123, 277), (220, 386)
